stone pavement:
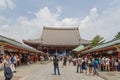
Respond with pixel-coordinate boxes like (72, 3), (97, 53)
(99, 71), (120, 80)
(0, 62), (104, 80)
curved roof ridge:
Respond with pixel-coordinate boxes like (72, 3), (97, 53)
(0, 35), (22, 44)
(43, 26), (79, 30)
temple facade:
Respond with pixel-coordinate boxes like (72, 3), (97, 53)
(23, 27), (91, 55)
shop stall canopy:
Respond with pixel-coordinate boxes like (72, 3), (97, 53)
(0, 35), (42, 54)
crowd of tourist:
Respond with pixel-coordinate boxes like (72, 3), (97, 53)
(0, 53), (42, 73)
(1, 52), (120, 79)
(59, 55), (120, 76)
(0, 53), (46, 80)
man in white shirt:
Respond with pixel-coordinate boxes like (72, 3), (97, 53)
(76, 58), (83, 73)
(105, 57), (110, 71)
(102, 57), (105, 71)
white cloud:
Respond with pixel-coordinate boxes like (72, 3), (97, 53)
(0, 7), (64, 41)
(0, 0), (15, 10)
(0, 0), (6, 9)
(79, 8), (98, 28)
(34, 7), (79, 27)
(80, 7), (120, 41)
(62, 18), (78, 26)
(0, 6), (120, 42)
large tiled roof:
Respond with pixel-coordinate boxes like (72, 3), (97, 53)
(41, 27), (81, 46)
(23, 27), (91, 47)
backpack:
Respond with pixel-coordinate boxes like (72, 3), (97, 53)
(11, 57), (15, 63)
(53, 58), (58, 66)
(4, 63), (13, 79)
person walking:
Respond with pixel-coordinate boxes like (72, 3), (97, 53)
(114, 59), (118, 71)
(93, 58), (99, 76)
(53, 55), (60, 75)
(68, 56), (72, 65)
(88, 58), (93, 75)
(63, 56), (67, 67)
(82, 58), (87, 73)
(76, 58), (83, 73)
(105, 57), (110, 71)
(101, 57), (106, 71)
(73, 57), (77, 66)
(10, 55), (17, 73)
(0, 54), (13, 80)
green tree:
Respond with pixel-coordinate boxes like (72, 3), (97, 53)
(113, 32), (120, 40)
(91, 35), (105, 47)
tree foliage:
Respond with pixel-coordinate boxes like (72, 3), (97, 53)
(91, 35), (105, 47)
(113, 32), (120, 40)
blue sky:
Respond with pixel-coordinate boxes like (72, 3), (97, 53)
(0, 0), (110, 18)
(0, 0), (120, 42)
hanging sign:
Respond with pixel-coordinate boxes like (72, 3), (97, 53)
(0, 46), (4, 54)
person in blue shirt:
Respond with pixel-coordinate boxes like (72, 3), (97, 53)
(93, 58), (99, 76)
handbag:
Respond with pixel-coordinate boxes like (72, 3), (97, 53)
(4, 63), (13, 79)
(10, 64), (16, 72)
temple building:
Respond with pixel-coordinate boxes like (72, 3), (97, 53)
(23, 27), (91, 55)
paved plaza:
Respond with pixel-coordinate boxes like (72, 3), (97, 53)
(0, 61), (105, 80)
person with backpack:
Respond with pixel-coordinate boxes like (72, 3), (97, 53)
(53, 55), (60, 75)
(0, 54), (13, 80)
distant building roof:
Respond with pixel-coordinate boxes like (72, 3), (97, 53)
(23, 39), (42, 44)
(73, 45), (85, 52)
(82, 39), (120, 54)
(0, 35), (42, 53)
